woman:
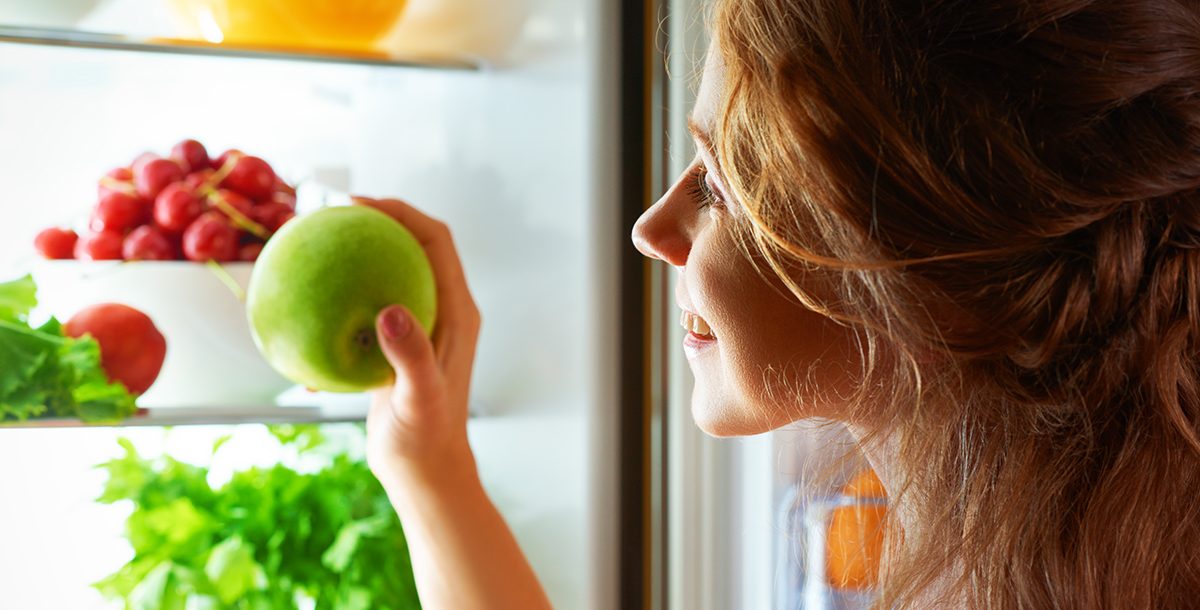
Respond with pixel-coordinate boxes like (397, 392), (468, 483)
(362, 0), (1200, 607)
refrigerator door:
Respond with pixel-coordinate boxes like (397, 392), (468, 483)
(653, 5), (776, 608)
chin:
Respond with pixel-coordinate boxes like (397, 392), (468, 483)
(690, 392), (776, 438)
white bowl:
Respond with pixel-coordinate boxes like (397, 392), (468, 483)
(31, 260), (295, 408)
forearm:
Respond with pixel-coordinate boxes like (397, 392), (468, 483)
(379, 454), (553, 610)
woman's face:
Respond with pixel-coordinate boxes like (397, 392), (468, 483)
(632, 49), (862, 437)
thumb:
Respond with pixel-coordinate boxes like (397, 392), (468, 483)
(375, 304), (442, 406)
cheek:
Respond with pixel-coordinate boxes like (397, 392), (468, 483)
(690, 235), (861, 435)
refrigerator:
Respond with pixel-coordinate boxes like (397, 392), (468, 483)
(0, 0), (878, 608)
(0, 0), (633, 608)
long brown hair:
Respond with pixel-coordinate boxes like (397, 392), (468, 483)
(711, 0), (1200, 607)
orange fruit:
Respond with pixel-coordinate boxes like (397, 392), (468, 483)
(825, 468), (887, 589)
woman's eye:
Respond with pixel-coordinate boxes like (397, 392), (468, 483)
(686, 165), (722, 211)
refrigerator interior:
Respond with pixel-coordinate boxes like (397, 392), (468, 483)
(0, 0), (620, 608)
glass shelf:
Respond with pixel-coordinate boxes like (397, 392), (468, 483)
(1, 386), (383, 428)
(0, 25), (479, 71)
(1, 403), (370, 429)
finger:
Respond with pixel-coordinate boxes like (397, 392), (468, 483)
(355, 197), (481, 379)
(353, 197), (475, 309)
(432, 320), (480, 404)
(376, 304), (446, 410)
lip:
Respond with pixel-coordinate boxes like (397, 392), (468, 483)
(677, 285), (716, 359)
(681, 307), (718, 359)
(683, 331), (717, 359)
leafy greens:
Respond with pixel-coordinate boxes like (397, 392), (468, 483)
(0, 274), (136, 422)
(94, 425), (422, 610)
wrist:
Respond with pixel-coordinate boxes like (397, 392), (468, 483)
(374, 440), (480, 498)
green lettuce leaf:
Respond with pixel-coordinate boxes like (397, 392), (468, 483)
(0, 319), (59, 419)
(0, 277), (136, 423)
(0, 274), (36, 322)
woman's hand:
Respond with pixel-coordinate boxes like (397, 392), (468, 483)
(353, 197), (482, 484)
(353, 197), (552, 610)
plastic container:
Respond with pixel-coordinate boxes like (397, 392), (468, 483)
(776, 483), (885, 609)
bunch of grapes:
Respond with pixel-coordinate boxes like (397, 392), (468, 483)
(35, 139), (296, 263)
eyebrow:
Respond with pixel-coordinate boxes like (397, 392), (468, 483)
(687, 115), (716, 158)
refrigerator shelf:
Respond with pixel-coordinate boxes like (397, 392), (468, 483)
(0, 403), (370, 429)
(0, 25), (480, 71)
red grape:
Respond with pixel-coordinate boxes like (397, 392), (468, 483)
(98, 167), (137, 199)
(131, 152), (159, 171)
(183, 169), (216, 192)
(213, 149), (243, 171)
(98, 181), (138, 199)
(182, 212), (238, 262)
(267, 190), (297, 209)
(221, 155), (276, 200)
(91, 191), (150, 233)
(34, 227), (78, 259)
(134, 158), (184, 200)
(122, 226), (175, 261)
(170, 139), (209, 173)
(274, 177), (296, 197)
(106, 167), (133, 181)
(238, 242), (264, 262)
(211, 189), (254, 219)
(75, 230), (124, 261)
(210, 189), (271, 238)
(250, 201), (296, 233)
(154, 183), (204, 234)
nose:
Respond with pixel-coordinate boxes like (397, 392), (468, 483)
(631, 175), (695, 267)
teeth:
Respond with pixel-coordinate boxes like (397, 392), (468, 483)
(679, 310), (716, 338)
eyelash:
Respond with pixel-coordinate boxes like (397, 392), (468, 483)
(686, 166), (722, 211)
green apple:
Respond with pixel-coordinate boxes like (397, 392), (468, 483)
(246, 205), (437, 392)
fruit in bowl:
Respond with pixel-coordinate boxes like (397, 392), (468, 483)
(171, 0), (410, 52)
(32, 140), (298, 408)
(38, 139), (296, 264)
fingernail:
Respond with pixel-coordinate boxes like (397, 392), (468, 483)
(381, 307), (411, 340)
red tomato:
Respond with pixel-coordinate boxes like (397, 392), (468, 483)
(64, 303), (167, 395)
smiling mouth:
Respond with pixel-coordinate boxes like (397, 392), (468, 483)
(680, 311), (716, 340)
